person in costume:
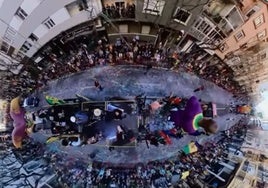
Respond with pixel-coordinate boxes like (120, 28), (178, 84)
(10, 96), (27, 148)
(237, 105), (251, 114)
(169, 96), (217, 136)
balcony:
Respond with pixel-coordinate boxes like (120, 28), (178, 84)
(218, 18), (234, 36)
(66, 0), (102, 18)
(203, 1), (244, 36)
(189, 15), (225, 49)
(102, 0), (136, 21)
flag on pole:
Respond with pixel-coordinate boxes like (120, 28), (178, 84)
(181, 171), (190, 179)
(45, 95), (65, 105)
(46, 136), (60, 144)
(182, 142), (198, 154)
(159, 131), (172, 145)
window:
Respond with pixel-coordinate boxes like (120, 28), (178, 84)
(29, 33), (39, 42)
(0, 41), (9, 53)
(20, 45), (29, 53)
(15, 7), (28, 20)
(203, 25), (212, 35)
(141, 25), (150, 34)
(246, 6), (260, 18)
(6, 27), (16, 36)
(219, 43), (228, 52)
(208, 30), (217, 38)
(3, 27), (16, 44)
(254, 14), (264, 28)
(23, 41), (32, 48)
(194, 19), (213, 35)
(143, 0), (165, 16)
(20, 41), (32, 53)
(119, 24), (128, 33)
(258, 30), (266, 40)
(246, 9), (256, 18)
(260, 53), (266, 60)
(115, 2), (124, 8)
(173, 7), (191, 25)
(78, 0), (88, 11)
(14, 51), (25, 61)
(235, 30), (245, 41)
(43, 18), (55, 29)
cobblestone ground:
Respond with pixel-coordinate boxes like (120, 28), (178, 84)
(31, 65), (241, 164)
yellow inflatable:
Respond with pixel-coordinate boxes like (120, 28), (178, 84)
(10, 97), (21, 114)
(10, 97), (27, 148)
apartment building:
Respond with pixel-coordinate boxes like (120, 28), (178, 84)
(191, 0), (268, 96)
(241, 129), (268, 156)
(210, 0), (268, 60)
(0, 0), (266, 98)
(0, 0), (214, 58)
(227, 128), (268, 187)
(228, 159), (265, 188)
(228, 152), (268, 187)
(0, 0), (103, 60)
(181, 0), (268, 95)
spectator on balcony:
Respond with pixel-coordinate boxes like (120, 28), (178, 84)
(103, 2), (135, 19)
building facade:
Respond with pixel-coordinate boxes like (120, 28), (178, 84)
(0, 0), (267, 98)
(228, 128), (268, 187)
(0, 0), (103, 60)
(213, 0), (268, 96)
(211, 0), (268, 60)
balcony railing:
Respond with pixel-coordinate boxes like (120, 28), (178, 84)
(203, 3), (244, 36)
(102, 3), (135, 20)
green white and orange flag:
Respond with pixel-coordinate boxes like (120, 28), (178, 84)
(182, 142), (198, 154)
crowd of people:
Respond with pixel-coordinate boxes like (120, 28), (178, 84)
(0, 31), (247, 102)
(0, 118), (248, 188)
(178, 50), (240, 95)
(0, 68), (38, 100)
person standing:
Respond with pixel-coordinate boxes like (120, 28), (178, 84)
(94, 79), (103, 91)
(193, 85), (204, 92)
(144, 63), (152, 75)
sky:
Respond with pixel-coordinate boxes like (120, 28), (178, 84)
(256, 89), (268, 119)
